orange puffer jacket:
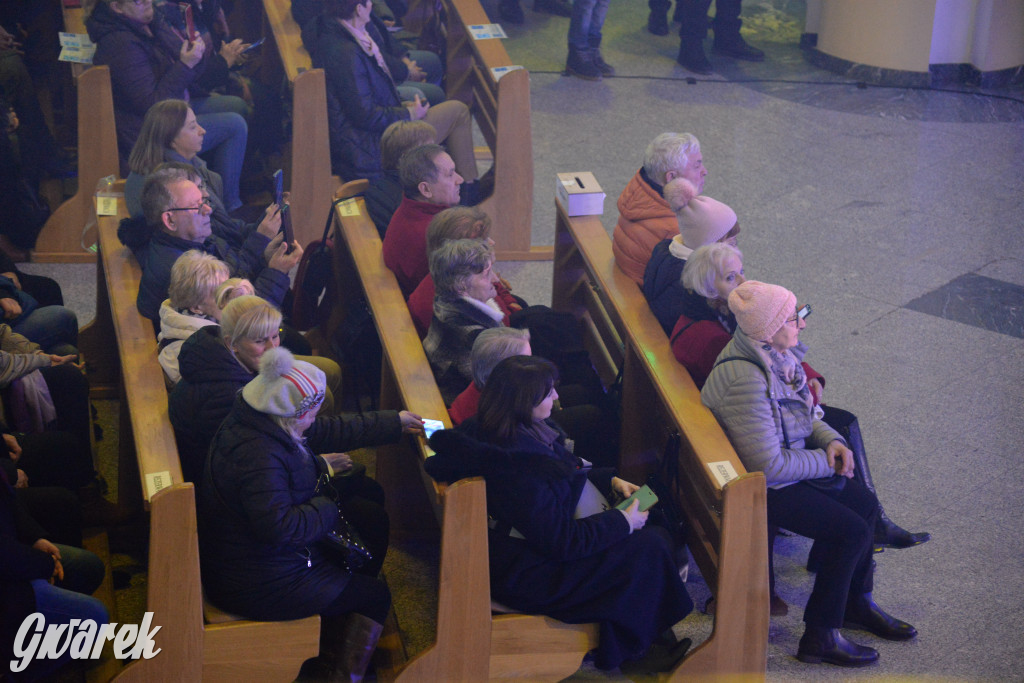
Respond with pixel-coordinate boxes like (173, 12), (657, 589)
(611, 170), (678, 285)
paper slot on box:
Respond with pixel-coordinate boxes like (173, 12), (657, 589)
(555, 172), (605, 216)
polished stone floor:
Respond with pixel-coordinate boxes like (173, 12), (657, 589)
(24, 0), (1023, 679)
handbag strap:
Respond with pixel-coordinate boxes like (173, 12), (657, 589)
(320, 196), (351, 245)
(713, 355), (790, 449)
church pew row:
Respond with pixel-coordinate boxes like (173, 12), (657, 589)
(260, 0), (542, 260)
(550, 199), (770, 679)
(331, 195), (600, 681)
(81, 192), (320, 682)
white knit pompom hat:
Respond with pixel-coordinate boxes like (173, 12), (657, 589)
(242, 347), (326, 417)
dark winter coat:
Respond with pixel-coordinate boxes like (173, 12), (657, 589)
(425, 421), (693, 670)
(642, 238), (703, 336)
(86, 3), (219, 161)
(168, 325), (251, 482)
(302, 14), (409, 180)
(136, 229), (286, 321)
(198, 395), (401, 620)
(363, 170), (403, 239)
(423, 296), (503, 404)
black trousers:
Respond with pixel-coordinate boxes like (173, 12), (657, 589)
(665, 0), (743, 43)
(766, 478), (878, 628)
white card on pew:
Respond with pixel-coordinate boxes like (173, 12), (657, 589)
(59, 32), (94, 48)
(491, 65), (523, 81)
(468, 24), (508, 40)
(59, 45), (96, 64)
(707, 460), (739, 488)
(96, 196), (118, 216)
(337, 198), (361, 217)
(145, 471), (173, 499)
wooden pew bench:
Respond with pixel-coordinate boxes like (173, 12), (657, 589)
(551, 199), (770, 679)
(83, 192), (320, 681)
(331, 194), (599, 681)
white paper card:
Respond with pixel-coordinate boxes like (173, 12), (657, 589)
(96, 196), (118, 216)
(468, 24), (507, 40)
(337, 198), (361, 217)
(145, 471), (173, 499)
(59, 32), (94, 48)
(707, 460), (739, 488)
(59, 45), (96, 64)
(490, 65), (523, 81)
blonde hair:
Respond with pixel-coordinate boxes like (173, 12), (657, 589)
(214, 278), (256, 310)
(220, 296), (282, 346)
(168, 251), (229, 311)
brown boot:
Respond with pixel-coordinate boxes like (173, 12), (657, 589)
(320, 613), (384, 682)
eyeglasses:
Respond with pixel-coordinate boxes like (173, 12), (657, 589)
(786, 304), (812, 324)
(164, 197), (211, 214)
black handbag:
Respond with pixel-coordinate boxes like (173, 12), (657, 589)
(314, 470), (373, 570)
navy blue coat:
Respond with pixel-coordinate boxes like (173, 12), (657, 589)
(198, 396), (401, 620)
(302, 15), (409, 180)
(426, 421), (693, 670)
(642, 238), (705, 336)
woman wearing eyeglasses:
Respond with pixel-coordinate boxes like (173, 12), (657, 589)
(701, 281), (917, 667)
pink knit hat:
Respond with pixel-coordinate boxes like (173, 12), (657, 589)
(728, 280), (797, 342)
(664, 178), (738, 249)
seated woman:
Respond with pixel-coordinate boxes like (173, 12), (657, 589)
(157, 250), (228, 383)
(642, 178), (739, 335)
(86, 0), (249, 207)
(124, 100), (278, 248)
(363, 120), (436, 238)
(199, 346), (422, 680)
(426, 356), (693, 673)
(408, 207), (521, 339)
(301, 0), (483, 201)
(676, 245), (928, 551)
(701, 280), (917, 667)
(422, 239), (503, 403)
(169, 295), (341, 481)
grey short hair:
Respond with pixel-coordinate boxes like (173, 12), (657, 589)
(141, 168), (193, 228)
(471, 327), (530, 388)
(642, 132), (701, 186)
(429, 239), (494, 298)
(381, 120), (437, 170)
(399, 143), (446, 198)
(681, 243), (743, 300)
(168, 250), (229, 310)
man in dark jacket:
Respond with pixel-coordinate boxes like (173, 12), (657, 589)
(135, 170), (300, 321)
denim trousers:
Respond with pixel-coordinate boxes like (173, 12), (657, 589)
(192, 95), (249, 212)
(12, 304), (78, 355)
(568, 0), (610, 50)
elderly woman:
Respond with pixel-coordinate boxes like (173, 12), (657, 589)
(157, 250), (228, 383)
(199, 347), (422, 681)
(427, 356), (693, 673)
(407, 207), (521, 338)
(642, 178), (739, 335)
(85, 0), (249, 204)
(702, 281), (917, 667)
(169, 296), (341, 481)
(677, 246), (928, 551)
(300, 0), (482, 197)
(124, 101), (278, 246)
(422, 239), (503, 403)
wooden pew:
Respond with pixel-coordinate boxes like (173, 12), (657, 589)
(85, 193), (320, 681)
(32, 66), (118, 263)
(551, 200), (770, 679)
(440, 0), (542, 261)
(332, 196), (599, 681)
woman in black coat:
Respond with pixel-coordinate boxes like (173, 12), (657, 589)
(199, 347), (422, 681)
(426, 356), (693, 673)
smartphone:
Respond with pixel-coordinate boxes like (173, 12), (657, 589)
(273, 169), (284, 208)
(280, 204), (294, 254)
(180, 3), (198, 45)
(242, 37), (266, 54)
(797, 304), (812, 321)
(614, 484), (659, 512)
(422, 419), (445, 439)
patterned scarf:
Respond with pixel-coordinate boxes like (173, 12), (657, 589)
(339, 19), (391, 80)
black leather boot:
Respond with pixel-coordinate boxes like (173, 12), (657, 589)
(797, 625), (878, 667)
(620, 637), (692, 674)
(320, 613), (384, 682)
(647, 9), (669, 35)
(711, 34), (765, 61)
(842, 413), (931, 549)
(676, 42), (712, 74)
(590, 45), (615, 77)
(565, 47), (602, 81)
(844, 594), (918, 641)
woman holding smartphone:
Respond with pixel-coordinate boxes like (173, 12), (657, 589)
(425, 356), (694, 674)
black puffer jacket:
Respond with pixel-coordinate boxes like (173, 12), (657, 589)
(301, 14), (409, 180)
(168, 325), (253, 482)
(198, 395), (401, 620)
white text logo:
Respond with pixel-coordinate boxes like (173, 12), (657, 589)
(10, 613), (162, 673)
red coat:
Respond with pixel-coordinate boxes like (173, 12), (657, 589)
(408, 275), (518, 339)
(382, 197), (448, 297)
(670, 313), (824, 395)
(447, 381), (480, 424)
(612, 170), (678, 285)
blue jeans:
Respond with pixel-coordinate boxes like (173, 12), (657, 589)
(192, 95), (249, 212)
(12, 305), (78, 355)
(22, 545), (109, 679)
(568, 0), (611, 50)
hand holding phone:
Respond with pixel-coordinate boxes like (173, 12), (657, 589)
(242, 37), (266, 54)
(422, 419), (444, 439)
(614, 484), (659, 512)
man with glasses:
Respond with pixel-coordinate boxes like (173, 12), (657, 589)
(136, 168), (301, 321)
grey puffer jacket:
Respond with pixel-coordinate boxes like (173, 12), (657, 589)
(701, 328), (843, 489)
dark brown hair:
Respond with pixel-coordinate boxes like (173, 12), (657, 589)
(478, 356), (558, 444)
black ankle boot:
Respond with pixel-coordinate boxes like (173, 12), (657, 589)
(620, 637), (692, 674)
(647, 10), (669, 35)
(875, 512), (930, 549)
(844, 594), (917, 641)
(676, 42), (712, 74)
(797, 626), (878, 667)
(565, 47), (602, 81)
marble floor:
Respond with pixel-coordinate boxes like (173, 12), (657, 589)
(22, 0), (1024, 680)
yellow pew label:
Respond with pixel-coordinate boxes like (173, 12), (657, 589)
(96, 197), (119, 216)
(145, 471), (173, 499)
(337, 199), (362, 217)
(707, 460), (739, 488)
